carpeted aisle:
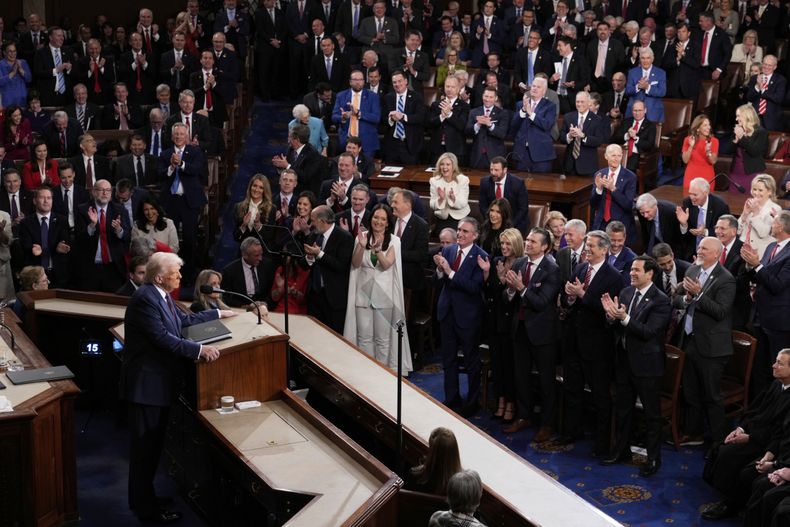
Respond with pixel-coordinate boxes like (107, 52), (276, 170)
(409, 361), (742, 527)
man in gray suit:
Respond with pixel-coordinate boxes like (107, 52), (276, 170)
(673, 236), (735, 446)
(357, 1), (400, 56)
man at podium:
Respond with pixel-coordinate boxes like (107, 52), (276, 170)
(120, 252), (236, 523)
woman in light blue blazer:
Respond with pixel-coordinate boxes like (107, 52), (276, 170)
(289, 104), (329, 156)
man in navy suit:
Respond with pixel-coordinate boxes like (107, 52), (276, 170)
(557, 230), (625, 454)
(625, 47), (667, 123)
(211, 33), (240, 101)
(158, 122), (207, 281)
(332, 70), (381, 155)
(471, 1), (505, 67)
(590, 144), (637, 243)
(434, 217), (488, 417)
(33, 27), (73, 107)
(18, 186), (72, 287)
(601, 255), (671, 476)
(390, 30), (432, 91)
(271, 124), (328, 196)
(214, 0), (251, 59)
(586, 21), (626, 93)
(158, 32), (197, 102)
(637, 193), (683, 256)
(676, 177), (730, 261)
(122, 252), (237, 523)
(309, 36), (350, 92)
(51, 163), (90, 234)
(551, 36), (590, 114)
(606, 221), (637, 277)
(337, 184), (373, 236)
(559, 91), (609, 176)
(465, 87), (510, 170)
(319, 153), (363, 212)
(741, 211), (790, 397)
(745, 55), (787, 132)
(695, 12), (733, 81)
(303, 205), (354, 333)
(478, 157), (530, 233)
(73, 179), (132, 292)
(503, 227), (561, 441)
(272, 169), (299, 225)
(255, 0), (288, 101)
(513, 30), (555, 89)
(428, 75), (470, 165)
(511, 77), (556, 173)
(391, 188), (428, 293)
(382, 70), (425, 165)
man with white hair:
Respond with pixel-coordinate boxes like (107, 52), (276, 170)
(675, 177), (730, 260)
(41, 110), (82, 157)
(558, 91), (609, 176)
(636, 192), (682, 255)
(745, 55), (787, 132)
(122, 252), (237, 523)
(512, 77), (556, 173)
(590, 144), (637, 243)
(136, 8), (163, 55)
(625, 46), (667, 122)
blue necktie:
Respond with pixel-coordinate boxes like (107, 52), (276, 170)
(352, 5), (359, 36)
(527, 50), (535, 86)
(684, 270), (708, 334)
(395, 95), (405, 139)
(40, 217), (50, 268)
(152, 132), (160, 156)
(53, 50), (65, 94)
(695, 207), (706, 247)
(171, 150), (182, 194)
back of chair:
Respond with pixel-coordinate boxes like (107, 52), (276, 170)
(397, 489), (447, 527)
(528, 203), (549, 231)
(661, 98), (694, 135)
(661, 344), (685, 401)
(423, 87), (439, 107)
(697, 80), (719, 115)
(724, 330), (757, 385)
(724, 62), (745, 93)
(767, 132), (789, 159)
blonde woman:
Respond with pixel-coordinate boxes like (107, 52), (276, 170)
(730, 104), (768, 194)
(429, 152), (470, 234)
(738, 174), (782, 258)
(436, 45), (468, 87)
(731, 30), (763, 73)
(233, 174), (276, 243)
(544, 211), (567, 255)
(191, 269), (231, 312)
(713, 0), (739, 42)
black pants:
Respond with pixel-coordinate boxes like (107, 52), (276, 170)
(81, 262), (124, 293)
(613, 363), (662, 462)
(165, 195), (200, 282)
(384, 139), (418, 165)
(707, 441), (764, 507)
(307, 288), (346, 335)
(513, 323), (556, 426)
(682, 335), (728, 441)
(128, 402), (170, 517)
(745, 475), (790, 527)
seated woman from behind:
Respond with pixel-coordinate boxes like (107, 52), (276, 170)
(407, 427), (462, 496)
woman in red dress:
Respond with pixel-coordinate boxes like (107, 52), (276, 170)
(22, 141), (60, 190)
(681, 115), (718, 192)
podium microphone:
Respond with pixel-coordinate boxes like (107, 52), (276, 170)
(713, 172), (746, 194)
(199, 285), (262, 325)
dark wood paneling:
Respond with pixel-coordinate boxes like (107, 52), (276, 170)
(41, 0), (191, 32)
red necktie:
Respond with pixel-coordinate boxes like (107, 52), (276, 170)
(60, 132), (66, 156)
(621, 0), (628, 18)
(627, 120), (639, 155)
(353, 215), (360, 237)
(582, 264), (593, 290)
(700, 31), (708, 66)
(769, 243), (780, 262)
(135, 58), (142, 91)
(759, 78), (768, 115)
(205, 73), (213, 109)
(185, 115), (191, 138)
(720, 245), (727, 265)
(92, 60), (101, 93)
(495, 182), (502, 199)
(145, 29), (152, 54)
(86, 158), (94, 188)
(99, 209), (110, 264)
(396, 219), (404, 237)
(603, 171), (614, 222)
(452, 248), (463, 271)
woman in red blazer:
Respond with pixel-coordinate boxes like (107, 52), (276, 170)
(22, 140), (60, 190)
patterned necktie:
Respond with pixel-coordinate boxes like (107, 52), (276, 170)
(60, 131), (67, 156)
(495, 182), (502, 199)
(99, 209), (110, 264)
(452, 248), (463, 271)
(582, 263), (593, 290)
(603, 171), (614, 221)
(628, 120), (639, 155)
(77, 105), (85, 130)
(395, 95), (406, 139)
(720, 245), (727, 265)
(10, 194), (18, 220)
(759, 76), (768, 115)
(40, 216), (50, 268)
(572, 114), (583, 159)
(54, 49), (65, 94)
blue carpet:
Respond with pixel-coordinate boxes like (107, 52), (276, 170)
(408, 361), (741, 527)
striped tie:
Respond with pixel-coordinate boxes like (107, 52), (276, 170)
(54, 50), (65, 94)
(759, 78), (768, 115)
(395, 95), (406, 139)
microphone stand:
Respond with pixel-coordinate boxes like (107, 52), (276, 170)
(713, 172), (746, 193)
(215, 289), (262, 324)
(395, 318), (405, 474)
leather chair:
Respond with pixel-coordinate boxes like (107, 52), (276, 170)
(722, 330), (757, 418)
(767, 131), (790, 159)
(697, 79), (719, 119)
(658, 98), (694, 170)
(422, 86), (439, 107)
(528, 203), (549, 232)
(90, 129), (134, 152)
(657, 344), (685, 450)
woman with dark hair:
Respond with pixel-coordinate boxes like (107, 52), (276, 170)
(98, 139), (123, 160)
(681, 114), (718, 192)
(0, 42), (32, 108)
(21, 141), (59, 190)
(111, 26), (128, 59)
(478, 198), (513, 258)
(344, 203), (412, 374)
(0, 105), (33, 161)
(23, 97), (51, 134)
(233, 174), (276, 243)
(287, 190), (317, 245)
(100, 22), (115, 49)
(191, 269), (231, 312)
(407, 427), (463, 496)
(132, 197), (179, 253)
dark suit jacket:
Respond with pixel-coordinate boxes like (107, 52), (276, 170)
(550, 51), (590, 105)
(478, 173), (530, 233)
(65, 102), (101, 132)
(327, 152), (375, 181)
(309, 53), (350, 92)
(436, 243), (488, 329)
(73, 55), (116, 104)
(74, 201), (132, 277)
(33, 45), (73, 106)
(640, 199), (683, 256)
(507, 255), (561, 345)
(390, 48), (432, 91)
(559, 110), (609, 176)
(305, 225), (354, 311)
(382, 89), (426, 157)
(610, 246), (637, 276)
(189, 70), (229, 126)
(511, 98), (557, 168)
(335, 0), (373, 46)
(670, 0), (703, 29)
(746, 73), (788, 132)
(337, 207), (372, 233)
(41, 119), (83, 158)
(397, 213), (429, 291)
(68, 154), (114, 189)
(158, 49), (198, 96)
(272, 192), (298, 219)
(585, 37), (626, 82)
(0, 190), (34, 218)
(470, 16), (505, 67)
(117, 50), (157, 104)
(692, 26), (732, 78)
(465, 105), (510, 170)
(114, 153), (159, 187)
(613, 283), (671, 377)
(51, 184), (90, 219)
(601, 90), (628, 117)
(220, 257), (276, 307)
(214, 7), (252, 59)
(211, 49), (240, 102)
(319, 177), (363, 211)
(562, 261), (625, 360)
(99, 100), (144, 131)
(750, 240), (790, 332)
(18, 30), (48, 65)
(428, 97), (470, 163)
(721, 238), (752, 330)
(157, 144), (208, 210)
(303, 90), (336, 131)
(744, 3), (779, 51)
(679, 194), (730, 259)
(164, 112), (213, 153)
(120, 283), (218, 406)
(590, 166), (637, 239)
(513, 45), (555, 86)
(18, 212), (71, 284)
(673, 262), (736, 357)
(285, 143), (328, 196)
(611, 0), (649, 23)
(612, 117), (657, 172)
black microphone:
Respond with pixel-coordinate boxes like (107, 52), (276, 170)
(199, 285), (262, 325)
(712, 172), (746, 194)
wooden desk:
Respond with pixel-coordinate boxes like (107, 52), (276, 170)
(271, 313), (620, 527)
(371, 167), (594, 223)
(650, 185), (790, 213)
(0, 309), (79, 527)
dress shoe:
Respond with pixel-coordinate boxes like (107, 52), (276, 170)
(138, 509), (182, 524)
(502, 418), (531, 434)
(701, 501), (737, 520)
(639, 459), (662, 477)
(460, 403), (480, 418)
(533, 426), (554, 443)
(552, 433), (582, 446)
(599, 450), (632, 466)
(676, 434), (705, 446)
